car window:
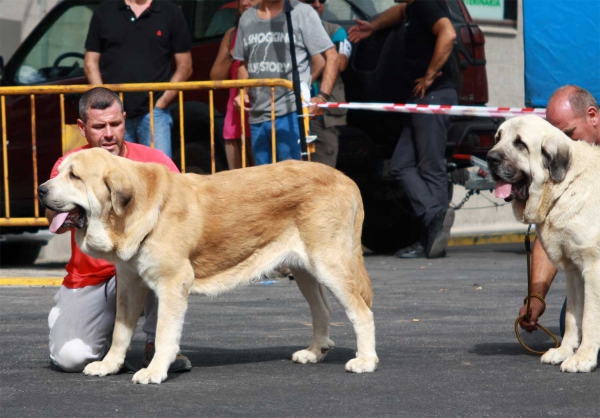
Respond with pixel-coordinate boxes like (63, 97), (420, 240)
(322, 0), (356, 21)
(195, 0), (238, 40)
(15, 5), (95, 85)
(323, 0), (397, 21)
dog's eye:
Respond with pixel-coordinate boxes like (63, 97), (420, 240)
(70, 172), (80, 180)
(513, 136), (527, 151)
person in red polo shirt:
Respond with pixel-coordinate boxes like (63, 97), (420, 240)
(47, 87), (191, 373)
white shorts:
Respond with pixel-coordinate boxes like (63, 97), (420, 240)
(48, 277), (157, 372)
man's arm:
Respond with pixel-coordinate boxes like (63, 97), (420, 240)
(233, 62), (251, 111)
(519, 239), (559, 332)
(338, 54), (349, 73)
(311, 54), (326, 81)
(84, 51), (103, 84)
(315, 47), (339, 96)
(210, 28), (235, 81)
(155, 52), (193, 109)
(310, 46), (339, 117)
(237, 61), (249, 81)
(412, 17), (456, 99)
(347, 4), (406, 43)
(312, 34), (349, 80)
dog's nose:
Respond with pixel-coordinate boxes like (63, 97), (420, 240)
(38, 184), (49, 198)
(487, 151), (501, 167)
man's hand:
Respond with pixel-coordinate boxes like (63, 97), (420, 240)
(155, 96), (169, 110)
(309, 96), (326, 119)
(518, 297), (545, 333)
(154, 51), (193, 110)
(413, 71), (442, 99)
(348, 20), (374, 43)
(348, 5), (405, 44)
(233, 92), (251, 112)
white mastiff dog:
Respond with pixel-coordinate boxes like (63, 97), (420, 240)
(487, 115), (599, 373)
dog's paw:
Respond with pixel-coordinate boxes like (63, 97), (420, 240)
(345, 356), (379, 373)
(83, 359), (122, 376)
(560, 354), (597, 373)
(540, 347), (573, 365)
(292, 339), (335, 364)
(292, 349), (320, 364)
(132, 367), (168, 385)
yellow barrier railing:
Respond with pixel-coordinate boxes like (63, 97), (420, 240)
(0, 79), (311, 227)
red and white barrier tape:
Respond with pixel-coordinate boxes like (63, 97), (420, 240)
(315, 102), (547, 118)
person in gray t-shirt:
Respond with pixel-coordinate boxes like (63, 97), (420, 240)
(233, 0), (339, 165)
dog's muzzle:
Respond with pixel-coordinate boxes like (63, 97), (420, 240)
(487, 151), (529, 202)
(38, 184), (87, 232)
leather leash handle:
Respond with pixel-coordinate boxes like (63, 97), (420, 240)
(515, 294), (559, 355)
(514, 226), (560, 355)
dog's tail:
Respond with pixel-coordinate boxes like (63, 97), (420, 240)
(353, 189), (373, 308)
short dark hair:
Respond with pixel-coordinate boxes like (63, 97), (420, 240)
(566, 85), (599, 118)
(79, 87), (124, 123)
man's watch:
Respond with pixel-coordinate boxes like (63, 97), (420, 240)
(317, 92), (331, 101)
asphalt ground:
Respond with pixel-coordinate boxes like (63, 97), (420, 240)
(1, 243), (599, 417)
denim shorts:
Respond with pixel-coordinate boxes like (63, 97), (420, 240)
(249, 112), (301, 165)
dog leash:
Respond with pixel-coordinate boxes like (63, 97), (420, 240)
(514, 225), (560, 354)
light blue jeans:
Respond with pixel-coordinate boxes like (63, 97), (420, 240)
(125, 107), (173, 158)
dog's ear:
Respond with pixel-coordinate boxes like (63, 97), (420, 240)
(494, 129), (503, 144)
(105, 170), (133, 216)
(541, 134), (571, 183)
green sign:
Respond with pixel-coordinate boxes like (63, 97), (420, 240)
(465, 0), (500, 6)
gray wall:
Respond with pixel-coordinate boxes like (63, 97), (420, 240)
(0, 18), (21, 60)
(0, 0), (60, 61)
(482, 1), (525, 108)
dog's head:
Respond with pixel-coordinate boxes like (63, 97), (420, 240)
(487, 115), (572, 222)
(39, 148), (134, 256)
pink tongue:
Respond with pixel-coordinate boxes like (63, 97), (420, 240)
(494, 180), (512, 199)
(49, 212), (69, 233)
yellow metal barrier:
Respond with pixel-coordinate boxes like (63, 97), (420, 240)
(0, 79), (311, 228)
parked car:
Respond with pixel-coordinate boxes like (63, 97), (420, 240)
(0, 0), (500, 262)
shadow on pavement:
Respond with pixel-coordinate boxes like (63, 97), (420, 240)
(122, 344), (357, 370)
(470, 326), (562, 357)
(470, 342), (539, 356)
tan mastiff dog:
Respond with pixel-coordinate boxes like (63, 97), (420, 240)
(38, 148), (379, 384)
(487, 115), (600, 373)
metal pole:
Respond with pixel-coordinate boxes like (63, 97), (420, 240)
(283, 0), (308, 161)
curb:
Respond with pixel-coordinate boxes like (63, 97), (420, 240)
(449, 231), (534, 247)
(0, 278), (63, 287)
